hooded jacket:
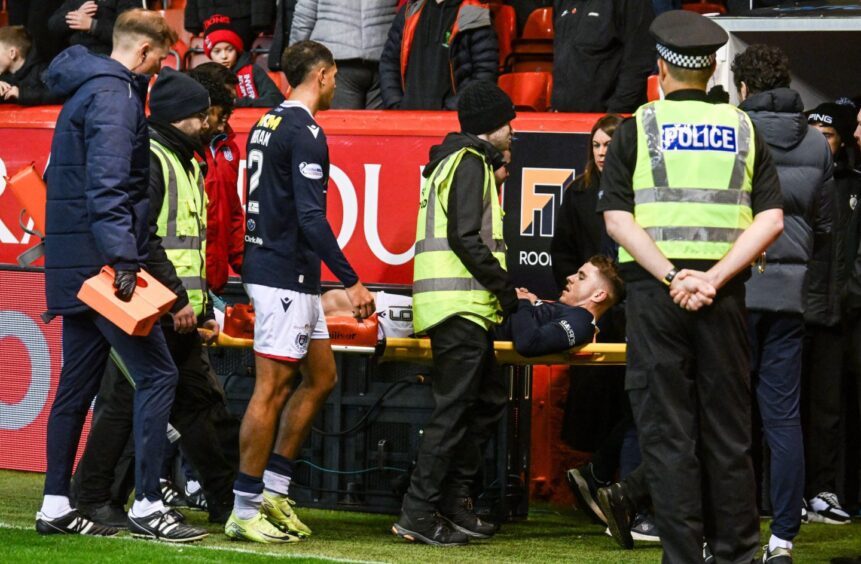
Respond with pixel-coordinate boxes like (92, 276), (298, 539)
(379, 0), (498, 110)
(741, 88), (834, 315)
(0, 48), (63, 106)
(43, 46), (152, 315)
(289, 0), (397, 62)
(424, 132), (517, 315)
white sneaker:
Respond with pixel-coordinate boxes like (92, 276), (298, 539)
(808, 492), (850, 525)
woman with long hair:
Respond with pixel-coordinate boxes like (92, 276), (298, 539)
(550, 114), (623, 290)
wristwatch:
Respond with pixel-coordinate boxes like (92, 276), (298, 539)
(663, 267), (679, 287)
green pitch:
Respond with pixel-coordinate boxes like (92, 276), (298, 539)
(1, 470), (859, 563)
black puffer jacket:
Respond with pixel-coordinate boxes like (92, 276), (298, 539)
(185, 0), (276, 47)
(48, 0), (140, 56)
(741, 88), (834, 315)
(379, 0), (498, 110)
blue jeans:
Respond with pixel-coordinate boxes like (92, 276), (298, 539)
(749, 311), (805, 542)
(44, 311), (178, 502)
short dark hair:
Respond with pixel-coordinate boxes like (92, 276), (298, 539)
(113, 9), (177, 49)
(731, 44), (791, 95)
(187, 69), (234, 114)
(281, 40), (334, 88)
(589, 255), (624, 304)
(0, 26), (32, 59)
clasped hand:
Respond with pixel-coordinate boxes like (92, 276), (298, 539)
(668, 270), (716, 312)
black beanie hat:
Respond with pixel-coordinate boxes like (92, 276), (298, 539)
(457, 80), (516, 135)
(806, 101), (856, 145)
(149, 68), (211, 123)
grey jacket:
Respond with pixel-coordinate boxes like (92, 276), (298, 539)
(289, 0), (398, 61)
(741, 88), (834, 315)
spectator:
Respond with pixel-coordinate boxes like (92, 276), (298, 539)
(0, 26), (62, 106)
(188, 62), (245, 295)
(37, 9), (206, 541)
(733, 44), (834, 563)
(48, 0), (140, 57)
(289, 0), (398, 109)
(203, 14), (285, 107)
(7, 0), (66, 61)
(268, 0), (298, 71)
(551, 0), (655, 113)
(804, 101), (859, 525)
(379, 0), (499, 110)
(185, 0), (276, 50)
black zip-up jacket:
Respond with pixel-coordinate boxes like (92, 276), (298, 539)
(551, 0), (655, 113)
(48, 0), (140, 56)
(839, 164), (861, 319)
(184, 0), (276, 35)
(0, 50), (63, 106)
(146, 124), (213, 322)
(423, 132), (518, 316)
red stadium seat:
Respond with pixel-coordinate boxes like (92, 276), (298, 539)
(160, 9), (193, 46)
(647, 74), (660, 102)
(498, 72), (553, 112)
(184, 36), (210, 69)
(490, 4), (516, 68)
(521, 7), (554, 40)
(682, 1), (727, 14)
(268, 70), (292, 98)
(160, 39), (187, 70)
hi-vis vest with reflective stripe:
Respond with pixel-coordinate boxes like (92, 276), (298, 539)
(413, 147), (506, 334)
(618, 99), (756, 263)
(150, 139), (208, 316)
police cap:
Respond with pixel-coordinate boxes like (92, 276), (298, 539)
(650, 10), (729, 70)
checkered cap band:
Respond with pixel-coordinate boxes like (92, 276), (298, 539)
(656, 43), (716, 69)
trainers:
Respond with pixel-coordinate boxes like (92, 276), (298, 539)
(224, 511), (300, 543)
(801, 499), (809, 524)
(566, 463), (609, 524)
(184, 489), (208, 512)
(160, 480), (187, 507)
(630, 512), (660, 542)
(704, 543), (716, 564)
(261, 491), (312, 537)
(596, 482), (635, 550)
(392, 510), (470, 546)
(77, 502), (128, 529)
(438, 496), (499, 539)
(36, 509), (119, 536)
(808, 492), (850, 525)
(762, 545), (793, 563)
(128, 509), (208, 543)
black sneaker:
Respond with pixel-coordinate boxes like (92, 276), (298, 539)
(596, 483), (635, 550)
(160, 481), (187, 507)
(128, 509), (208, 543)
(392, 511), (470, 546)
(185, 489), (208, 512)
(77, 502), (128, 529)
(438, 496), (499, 539)
(566, 463), (610, 524)
(704, 543), (715, 564)
(630, 512), (660, 542)
(36, 509), (119, 536)
(762, 545), (792, 563)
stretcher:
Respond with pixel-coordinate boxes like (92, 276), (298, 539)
(206, 304), (626, 366)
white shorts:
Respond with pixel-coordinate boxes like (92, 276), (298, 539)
(244, 284), (329, 362)
(375, 291), (414, 339)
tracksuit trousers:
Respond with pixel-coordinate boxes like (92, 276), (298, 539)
(43, 311), (177, 503)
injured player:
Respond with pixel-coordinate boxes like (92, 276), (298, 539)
(320, 255), (623, 356)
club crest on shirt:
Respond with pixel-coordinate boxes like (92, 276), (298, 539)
(851, 193), (858, 211)
(222, 147), (234, 162)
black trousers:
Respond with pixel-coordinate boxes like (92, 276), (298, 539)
(74, 325), (238, 510)
(402, 316), (508, 513)
(625, 283), (759, 564)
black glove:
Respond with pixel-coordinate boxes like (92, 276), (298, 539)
(113, 269), (137, 302)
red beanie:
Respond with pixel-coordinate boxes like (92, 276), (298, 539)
(203, 14), (244, 58)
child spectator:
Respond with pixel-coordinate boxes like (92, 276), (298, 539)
(188, 62), (245, 295)
(0, 26), (62, 105)
(48, 0), (140, 56)
(203, 14), (284, 108)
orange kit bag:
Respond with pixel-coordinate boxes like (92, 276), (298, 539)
(77, 266), (177, 336)
(4, 163), (47, 266)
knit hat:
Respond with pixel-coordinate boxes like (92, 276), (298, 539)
(806, 101), (856, 145)
(149, 68), (211, 123)
(457, 80), (516, 135)
(203, 14), (244, 58)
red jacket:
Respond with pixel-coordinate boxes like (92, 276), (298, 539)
(204, 126), (244, 294)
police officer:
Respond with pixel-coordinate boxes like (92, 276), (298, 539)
(393, 80), (516, 546)
(596, 11), (785, 563)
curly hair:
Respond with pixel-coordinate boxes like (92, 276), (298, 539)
(589, 255), (624, 304)
(188, 63), (236, 113)
(731, 44), (791, 95)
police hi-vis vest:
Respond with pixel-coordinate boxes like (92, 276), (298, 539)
(150, 139), (208, 316)
(412, 147), (506, 334)
(619, 99), (756, 263)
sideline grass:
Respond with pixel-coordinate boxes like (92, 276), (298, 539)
(1, 470), (859, 563)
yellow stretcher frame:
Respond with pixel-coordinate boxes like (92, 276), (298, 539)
(208, 331), (627, 366)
